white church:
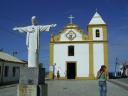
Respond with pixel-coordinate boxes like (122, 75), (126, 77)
(49, 11), (108, 80)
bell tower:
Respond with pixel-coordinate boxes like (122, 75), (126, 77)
(88, 11), (108, 79)
(88, 11), (107, 41)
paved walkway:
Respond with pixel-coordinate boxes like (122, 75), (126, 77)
(46, 80), (128, 96)
(117, 78), (128, 84)
(0, 84), (17, 96)
(0, 80), (128, 96)
(109, 79), (128, 90)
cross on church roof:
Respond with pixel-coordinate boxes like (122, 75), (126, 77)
(68, 15), (75, 24)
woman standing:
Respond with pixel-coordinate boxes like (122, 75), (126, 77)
(57, 70), (60, 80)
(97, 65), (108, 96)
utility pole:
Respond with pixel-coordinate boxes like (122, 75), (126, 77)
(12, 51), (18, 56)
(115, 57), (118, 77)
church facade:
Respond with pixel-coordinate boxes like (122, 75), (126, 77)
(49, 12), (108, 80)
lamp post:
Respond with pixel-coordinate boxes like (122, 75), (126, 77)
(115, 57), (118, 77)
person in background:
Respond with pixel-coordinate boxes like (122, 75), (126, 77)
(57, 70), (60, 80)
(97, 65), (108, 96)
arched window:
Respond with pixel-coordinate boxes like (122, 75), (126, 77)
(96, 29), (100, 37)
(68, 46), (74, 56)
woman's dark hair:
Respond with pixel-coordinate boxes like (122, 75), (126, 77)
(100, 65), (106, 72)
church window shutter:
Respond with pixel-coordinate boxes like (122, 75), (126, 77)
(68, 46), (74, 56)
(0, 66), (1, 75)
(4, 66), (9, 77)
(96, 29), (100, 37)
(13, 67), (16, 77)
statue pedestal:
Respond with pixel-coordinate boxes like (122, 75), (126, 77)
(17, 84), (48, 96)
(17, 65), (47, 96)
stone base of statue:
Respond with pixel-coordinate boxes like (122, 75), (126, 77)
(17, 65), (47, 96)
(17, 84), (48, 96)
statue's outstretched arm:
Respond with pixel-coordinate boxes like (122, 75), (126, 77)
(39, 24), (57, 32)
(13, 27), (28, 32)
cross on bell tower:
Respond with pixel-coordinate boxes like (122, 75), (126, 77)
(68, 15), (75, 24)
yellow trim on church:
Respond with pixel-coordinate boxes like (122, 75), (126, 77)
(49, 23), (108, 80)
(49, 43), (54, 79)
(89, 42), (94, 79)
(103, 26), (109, 76)
(52, 24), (88, 42)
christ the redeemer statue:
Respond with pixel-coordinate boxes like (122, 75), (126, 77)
(13, 16), (56, 68)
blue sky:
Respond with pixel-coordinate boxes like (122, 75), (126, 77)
(0, 0), (128, 72)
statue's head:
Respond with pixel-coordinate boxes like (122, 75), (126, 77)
(32, 16), (38, 25)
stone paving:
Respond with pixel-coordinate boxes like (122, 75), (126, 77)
(46, 80), (128, 96)
(0, 84), (17, 96)
(117, 78), (128, 84)
(0, 80), (128, 96)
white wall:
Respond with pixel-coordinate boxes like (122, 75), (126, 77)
(93, 43), (104, 77)
(53, 43), (89, 77)
(2, 62), (22, 83)
(60, 29), (83, 41)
